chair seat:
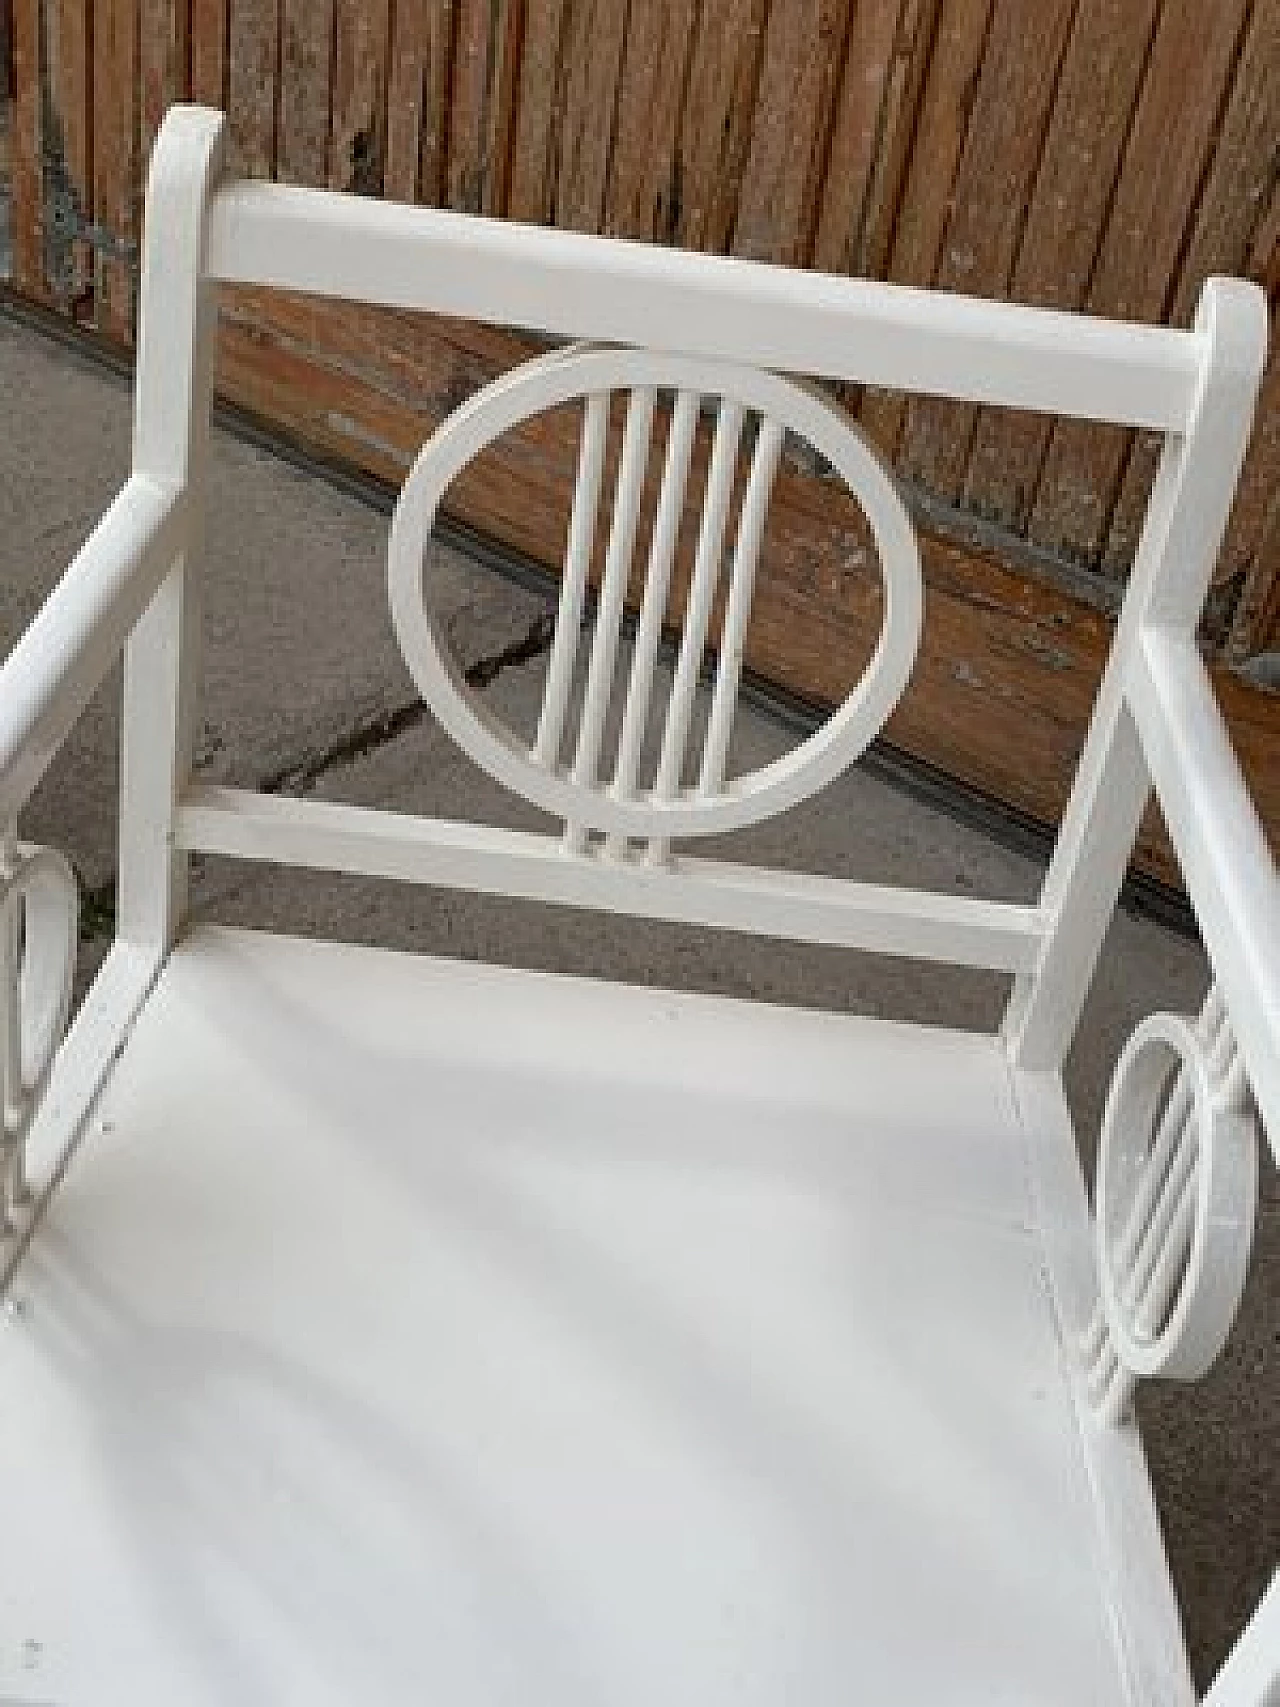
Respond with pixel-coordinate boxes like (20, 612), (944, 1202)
(1, 926), (1174, 1704)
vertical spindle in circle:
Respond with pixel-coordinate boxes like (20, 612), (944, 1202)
(647, 400), (746, 865)
(565, 388), (656, 853)
(534, 392), (610, 771)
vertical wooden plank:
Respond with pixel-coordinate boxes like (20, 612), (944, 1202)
(1028, 0), (1251, 568)
(278, 0), (333, 185)
(1248, 521), (1280, 655)
(850, 0), (941, 282)
(421, 0), (455, 205)
(857, 0), (992, 459)
(553, 0), (631, 232)
(45, 0), (95, 309)
(1102, 0), (1280, 581)
(895, 0), (1076, 500)
(810, 0), (910, 277)
(93, 0), (139, 338)
(961, 0), (1159, 530)
(672, 0), (768, 253)
(731, 0), (853, 267)
(190, 0), (228, 105)
(120, 107), (224, 959)
(1232, 505), (1280, 657)
(329, 0), (390, 194)
(384, 0), (451, 203)
(9, 0), (41, 295)
(1224, 175), (1280, 662)
(447, 0), (521, 215)
(226, 0), (278, 178)
(506, 0), (568, 223)
(383, 0), (424, 201)
(1224, 303), (1280, 662)
(139, 0), (186, 163)
(603, 0), (701, 242)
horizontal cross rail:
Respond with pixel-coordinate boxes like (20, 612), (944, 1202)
(177, 786), (1047, 973)
(205, 182), (1200, 432)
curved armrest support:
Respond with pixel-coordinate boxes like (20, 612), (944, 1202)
(0, 475), (188, 824)
(1127, 627), (1280, 1157)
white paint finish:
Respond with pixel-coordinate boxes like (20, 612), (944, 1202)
(698, 416), (786, 797)
(3, 926), (1141, 1704)
(533, 388), (608, 770)
(118, 104), (226, 959)
(606, 388), (700, 855)
(0, 105), (1275, 1696)
(204, 177), (1201, 430)
(0, 844), (78, 1229)
(1204, 1574), (1280, 1707)
(565, 385), (656, 852)
(1127, 629), (1280, 1154)
(1008, 1068), (1196, 1707)
(645, 397), (745, 864)
(1005, 278), (1269, 1072)
(388, 347), (923, 842)
(0, 833), (21, 1211)
(175, 786), (1047, 971)
(0, 476), (187, 823)
(1092, 1008), (1258, 1423)
(1082, 990), (1228, 1375)
(1, 941), (158, 1290)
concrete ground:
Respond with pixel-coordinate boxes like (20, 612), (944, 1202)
(1, 303), (1275, 1687)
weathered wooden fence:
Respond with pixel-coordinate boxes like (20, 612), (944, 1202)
(6, 0), (1278, 872)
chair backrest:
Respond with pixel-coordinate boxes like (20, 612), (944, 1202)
(387, 345), (921, 860)
(122, 107), (1275, 1139)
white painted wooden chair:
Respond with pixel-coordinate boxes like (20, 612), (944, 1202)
(1, 106), (1276, 1704)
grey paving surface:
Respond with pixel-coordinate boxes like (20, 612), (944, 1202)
(1, 306), (1275, 1686)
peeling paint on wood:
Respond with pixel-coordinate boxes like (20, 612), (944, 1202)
(553, 0), (631, 234)
(447, 0), (521, 216)
(857, 0), (993, 462)
(732, 0), (852, 268)
(190, 0), (228, 106)
(673, 0), (768, 253)
(1028, 0), (1251, 570)
(91, 0), (139, 335)
(897, 0), (1076, 502)
(507, 0), (569, 224)
(603, 0), (700, 242)
(1101, 0), (1280, 580)
(226, 0), (278, 177)
(329, 0), (389, 195)
(961, 0), (1159, 533)
(278, 0), (334, 185)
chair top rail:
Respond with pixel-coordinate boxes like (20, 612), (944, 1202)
(204, 180), (1202, 433)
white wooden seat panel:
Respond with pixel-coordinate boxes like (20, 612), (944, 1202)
(2, 926), (1146, 1705)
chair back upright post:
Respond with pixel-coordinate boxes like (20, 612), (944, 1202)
(117, 107), (227, 964)
(1002, 279), (1269, 1075)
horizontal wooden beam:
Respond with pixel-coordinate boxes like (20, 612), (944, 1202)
(176, 784), (1048, 972)
(205, 179), (1202, 431)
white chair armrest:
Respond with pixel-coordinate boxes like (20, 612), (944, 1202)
(0, 474), (188, 823)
